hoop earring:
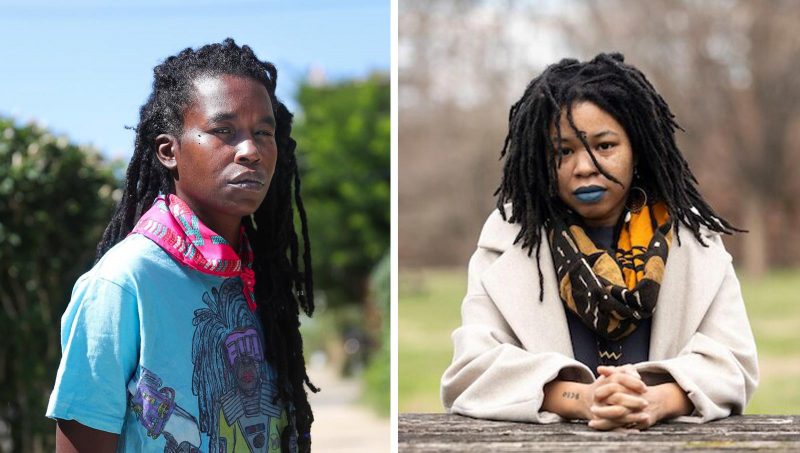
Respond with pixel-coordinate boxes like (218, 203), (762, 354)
(626, 186), (647, 213)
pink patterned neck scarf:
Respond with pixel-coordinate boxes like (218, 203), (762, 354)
(131, 194), (258, 311)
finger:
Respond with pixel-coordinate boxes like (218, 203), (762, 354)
(591, 403), (650, 420)
(605, 372), (647, 393)
(635, 412), (655, 429)
(618, 364), (641, 379)
(588, 417), (619, 430)
(598, 364), (642, 381)
(589, 415), (633, 431)
(591, 404), (632, 419)
(594, 382), (645, 402)
(589, 411), (650, 430)
(605, 392), (649, 411)
(597, 366), (617, 377)
(594, 383), (630, 402)
(590, 418), (640, 431)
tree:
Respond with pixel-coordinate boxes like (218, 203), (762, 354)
(399, 0), (554, 267)
(294, 74), (390, 308)
(0, 118), (119, 452)
(561, 0), (800, 274)
(398, 0), (800, 272)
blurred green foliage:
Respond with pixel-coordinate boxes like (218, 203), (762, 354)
(399, 267), (800, 414)
(293, 75), (389, 416)
(294, 74), (390, 308)
(363, 254), (390, 416)
(0, 118), (119, 451)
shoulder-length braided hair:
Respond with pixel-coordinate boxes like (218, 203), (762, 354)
(496, 52), (742, 261)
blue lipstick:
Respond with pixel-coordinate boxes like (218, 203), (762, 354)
(573, 185), (606, 203)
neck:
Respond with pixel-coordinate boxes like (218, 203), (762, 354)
(174, 192), (242, 251)
(212, 221), (241, 252)
(583, 205), (626, 228)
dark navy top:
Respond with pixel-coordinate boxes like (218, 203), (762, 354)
(565, 226), (652, 376)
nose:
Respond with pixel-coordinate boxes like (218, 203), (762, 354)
(573, 148), (599, 177)
(234, 134), (260, 164)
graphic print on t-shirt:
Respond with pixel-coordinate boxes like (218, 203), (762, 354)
(192, 277), (287, 452)
(129, 277), (289, 452)
(129, 367), (202, 451)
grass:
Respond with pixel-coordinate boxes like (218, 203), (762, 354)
(740, 269), (800, 414)
(399, 269), (467, 412)
(399, 266), (800, 414)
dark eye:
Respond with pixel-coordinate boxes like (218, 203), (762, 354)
(597, 142), (615, 151)
(213, 127), (232, 135)
(559, 147), (574, 157)
(255, 129), (275, 137)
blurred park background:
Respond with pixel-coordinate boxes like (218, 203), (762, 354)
(399, 0), (800, 415)
(0, 1), (389, 452)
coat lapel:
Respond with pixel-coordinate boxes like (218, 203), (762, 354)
(480, 224), (731, 364)
(480, 239), (576, 357)
(649, 231), (731, 360)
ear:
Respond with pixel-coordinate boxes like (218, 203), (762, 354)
(155, 134), (179, 171)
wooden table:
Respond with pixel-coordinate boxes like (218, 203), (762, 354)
(399, 413), (800, 451)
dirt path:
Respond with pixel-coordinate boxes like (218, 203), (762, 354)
(307, 364), (390, 452)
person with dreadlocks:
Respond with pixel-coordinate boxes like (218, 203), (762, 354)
(441, 53), (758, 431)
(46, 39), (316, 452)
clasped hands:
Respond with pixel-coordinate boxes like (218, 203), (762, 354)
(584, 364), (659, 431)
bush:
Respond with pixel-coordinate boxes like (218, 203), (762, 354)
(0, 118), (119, 452)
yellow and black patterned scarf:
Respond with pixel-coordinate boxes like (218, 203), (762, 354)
(549, 203), (673, 341)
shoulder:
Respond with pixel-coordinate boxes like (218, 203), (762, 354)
(80, 234), (178, 293)
(95, 234), (175, 274)
(673, 222), (733, 263)
(476, 204), (524, 253)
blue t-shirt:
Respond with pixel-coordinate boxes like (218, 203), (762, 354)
(46, 234), (295, 452)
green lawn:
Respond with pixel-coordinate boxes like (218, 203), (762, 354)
(399, 267), (800, 414)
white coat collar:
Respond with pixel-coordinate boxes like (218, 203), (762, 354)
(478, 209), (732, 361)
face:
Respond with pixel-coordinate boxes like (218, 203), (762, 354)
(157, 74), (277, 233)
(234, 354), (261, 395)
(552, 101), (634, 227)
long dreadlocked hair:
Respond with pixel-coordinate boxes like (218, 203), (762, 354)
(95, 38), (316, 452)
(496, 52), (743, 295)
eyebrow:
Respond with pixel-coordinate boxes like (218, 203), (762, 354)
(207, 112), (276, 128)
(552, 130), (620, 143)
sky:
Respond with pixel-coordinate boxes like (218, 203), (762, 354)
(0, 0), (390, 158)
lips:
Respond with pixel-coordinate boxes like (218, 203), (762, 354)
(573, 185), (606, 203)
(228, 172), (266, 189)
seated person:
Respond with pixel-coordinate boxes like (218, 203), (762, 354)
(441, 53), (758, 430)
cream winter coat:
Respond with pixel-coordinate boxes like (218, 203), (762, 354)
(441, 209), (758, 424)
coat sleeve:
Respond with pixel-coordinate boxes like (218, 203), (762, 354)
(440, 243), (594, 423)
(634, 248), (759, 423)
